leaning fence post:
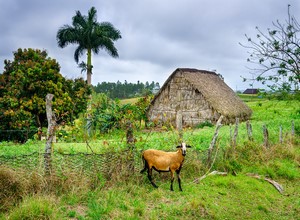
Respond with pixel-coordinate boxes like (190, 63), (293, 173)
(246, 120), (253, 141)
(44, 94), (56, 175)
(176, 110), (183, 141)
(229, 124), (233, 146)
(232, 118), (239, 150)
(291, 120), (295, 143)
(263, 124), (269, 148)
(207, 115), (223, 166)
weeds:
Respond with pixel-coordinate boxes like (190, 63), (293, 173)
(5, 196), (63, 220)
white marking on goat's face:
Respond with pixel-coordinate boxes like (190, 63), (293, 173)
(181, 142), (187, 156)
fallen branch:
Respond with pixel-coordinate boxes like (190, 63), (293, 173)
(193, 170), (228, 184)
(246, 173), (284, 194)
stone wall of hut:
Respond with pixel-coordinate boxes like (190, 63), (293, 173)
(147, 72), (220, 128)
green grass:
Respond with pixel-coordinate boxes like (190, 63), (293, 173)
(0, 96), (300, 219)
(3, 196), (63, 220)
(2, 173), (298, 220)
(120, 97), (140, 105)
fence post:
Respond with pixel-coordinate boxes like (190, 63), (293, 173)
(291, 120), (295, 143)
(44, 94), (56, 175)
(126, 121), (135, 172)
(229, 124), (233, 146)
(207, 115), (223, 166)
(176, 110), (183, 141)
(246, 120), (253, 141)
(232, 118), (239, 149)
(263, 124), (269, 148)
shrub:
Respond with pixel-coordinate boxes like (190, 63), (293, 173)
(196, 121), (214, 129)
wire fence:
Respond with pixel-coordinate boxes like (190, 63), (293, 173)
(0, 146), (208, 180)
(0, 119), (297, 179)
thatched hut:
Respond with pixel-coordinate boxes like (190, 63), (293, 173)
(147, 68), (252, 128)
(243, 88), (259, 94)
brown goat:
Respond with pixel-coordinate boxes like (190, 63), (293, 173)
(140, 143), (191, 191)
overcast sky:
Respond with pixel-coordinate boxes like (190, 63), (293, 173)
(1, 0), (299, 91)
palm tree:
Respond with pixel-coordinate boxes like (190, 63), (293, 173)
(56, 6), (121, 85)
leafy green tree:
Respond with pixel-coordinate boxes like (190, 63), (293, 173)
(240, 5), (300, 92)
(56, 6), (122, 85)
(134, 95), (153, 128)
(91, 93), (136, 133)
(0, 48), (91, 142)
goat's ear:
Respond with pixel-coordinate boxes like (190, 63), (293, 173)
(176, 145), (182, 148)
(187, 145), (192, 148)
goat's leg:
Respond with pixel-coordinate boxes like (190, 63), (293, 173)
(140, 166), (147, 173)
(140, 157), (149, 173)
(176, 170), (182, 191)
(170, 171), (175, 191)
(148, 168), (158, 188)
(140, 158), (147, 174)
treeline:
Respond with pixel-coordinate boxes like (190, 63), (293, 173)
(93, 80), (160, 99)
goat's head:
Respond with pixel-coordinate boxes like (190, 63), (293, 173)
(176, 142), (192, 156)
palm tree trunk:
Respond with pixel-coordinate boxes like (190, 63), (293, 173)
(86, 48), (92, 136)
(87, 48), (92, 85)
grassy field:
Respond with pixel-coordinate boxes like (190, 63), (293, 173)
(0, 96), (300, 219)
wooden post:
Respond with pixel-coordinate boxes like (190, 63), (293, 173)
(176, 110), (183, 141)
(176, 85), (183, 140)
(126, 121), (135, 149)
(263, 124), (269, 148)
(207, 115), (223, 166)
(291, 120), (295, 142)
(229, 124), (233, 146)
(44, 94), (56, 175)
(246, 120), (253, 141)
(232, 118), (239, 149)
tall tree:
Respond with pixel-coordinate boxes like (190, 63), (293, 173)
(0, 48), (91, 142)
(56, 6), (122, 85)
(240, 5), (300, 92)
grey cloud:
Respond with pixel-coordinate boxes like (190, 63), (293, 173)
(1, 0), (300, 91)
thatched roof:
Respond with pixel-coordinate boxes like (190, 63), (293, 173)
(150, 68), (252, 120)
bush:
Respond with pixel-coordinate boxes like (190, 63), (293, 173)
(195, 121), (214, 129)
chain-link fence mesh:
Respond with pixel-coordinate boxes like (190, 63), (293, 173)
(0, 144), (209, 181)
(1, 119), (296, 180)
